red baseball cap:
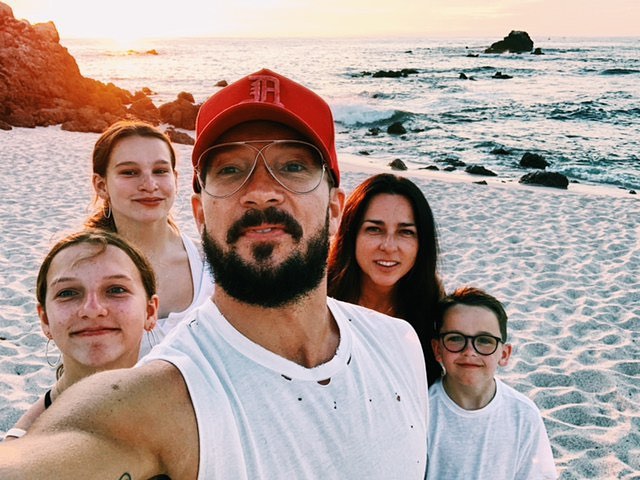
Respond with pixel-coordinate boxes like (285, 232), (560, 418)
(192, 68), (340, 192)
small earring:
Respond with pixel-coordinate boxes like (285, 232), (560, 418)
(45, 338), (61, 368)
(103, 201), (112, 219)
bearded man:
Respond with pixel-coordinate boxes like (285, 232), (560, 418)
(0, 69), (428, 480)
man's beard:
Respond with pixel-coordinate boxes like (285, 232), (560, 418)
(202, 207), (329, 308)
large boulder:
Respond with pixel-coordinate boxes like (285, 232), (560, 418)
(519, 171), (569, 189)
(485, 31), (534, 54)
(159, 95), (199, 130)
(520, 152), (550, 169)
(0, 2), (133, 129)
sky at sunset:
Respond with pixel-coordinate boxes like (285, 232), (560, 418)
(6, 0), (639, 40)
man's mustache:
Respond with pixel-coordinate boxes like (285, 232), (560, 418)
(226, 207), (304, 244)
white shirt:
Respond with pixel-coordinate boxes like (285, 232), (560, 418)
(141, 298), (428, 479)
(427, 377), (557, 479)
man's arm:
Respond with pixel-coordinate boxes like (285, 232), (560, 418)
(0, 361), (198, 480)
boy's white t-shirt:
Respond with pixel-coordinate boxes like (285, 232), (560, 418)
(427, 377), (557, 480)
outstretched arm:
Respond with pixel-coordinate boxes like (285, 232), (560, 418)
(0, 361), (198, 479)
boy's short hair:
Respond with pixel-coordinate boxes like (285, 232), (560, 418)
(435, 287), (508, 342)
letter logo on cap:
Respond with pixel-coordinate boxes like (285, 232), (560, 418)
(248, 74), (284, 106)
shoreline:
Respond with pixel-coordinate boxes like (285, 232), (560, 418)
(338, 152), (638, 199)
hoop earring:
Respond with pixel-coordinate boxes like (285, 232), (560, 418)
(103, 201), (111, 219)
(45, 339), (61, 368)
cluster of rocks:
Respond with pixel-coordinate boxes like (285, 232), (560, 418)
(0, 2), (199, 142)
(458, 31), (544, 80)
(360, 119), (571, 189)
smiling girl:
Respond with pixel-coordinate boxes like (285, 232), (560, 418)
(86, 121), (213, 356)
(4, 230), (158, 440)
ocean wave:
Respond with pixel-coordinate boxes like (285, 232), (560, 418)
(600, 68), (640, 75)
(549, 102), (640, 122)
(332, 102), (414, 127)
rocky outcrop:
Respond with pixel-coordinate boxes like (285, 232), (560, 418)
(519, 171), (569, 189)
(520, 152), (550, 169)
(0, 3), (201, 133)
(387, 122), (407, 135)
(159, 94), (199, 130)
(389, 159), (408, 170)
(465, 165), (497, 176)
(485, 31), (534, 54)
(164, 126), (195, 145)
(0, 2), (133, 130)
(492, 71), (513, 79)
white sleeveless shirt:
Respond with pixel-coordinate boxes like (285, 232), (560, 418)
(140, 298), (428, 479)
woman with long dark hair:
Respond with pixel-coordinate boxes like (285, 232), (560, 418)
(328, 173), (443, 385)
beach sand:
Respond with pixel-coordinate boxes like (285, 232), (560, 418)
(1, 126), (638, 478)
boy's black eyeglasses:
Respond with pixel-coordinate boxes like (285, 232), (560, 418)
(438, 332), (504, 356)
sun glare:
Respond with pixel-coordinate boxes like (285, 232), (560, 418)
(7, 0), (640, 39)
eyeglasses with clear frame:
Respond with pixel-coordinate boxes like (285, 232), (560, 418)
(438, 331), (504, 356)
(195, 140), (327, 198)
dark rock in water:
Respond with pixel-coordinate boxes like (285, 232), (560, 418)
(215, 79), (228, 87)
(372, 69), (418, 78)
(440, 158), (466, 167)
(165, 127), (195, 145)
(629, 190), (637, 195)
(532, 48), (544, 55)
(405, 50), (413, 54)
(491, 147), (511, 155)
(420, 165), (439, 171)
(466, 53), (479, 58)
(520, 152), (550, 169)
(492, 71), (513, 79)
(485, 31), (534, 53)
(159, 94), (199, 130)
(359, 150), (370, 156)
(443, 166), (456, 172)
(466, 165), (498, 176)
(459, 72), (475, 80)
(367, 127), (381, 136)
(127, 49), (158, 56)
(519, 171), (569, 189)
(387, 122), (407, 135)
(473, 180), (488, 185)
(389, 159), (408, 170)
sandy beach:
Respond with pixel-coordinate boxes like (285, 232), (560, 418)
(1, 126), (638, 478)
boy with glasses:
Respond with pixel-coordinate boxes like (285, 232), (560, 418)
(427, 287), (557, 479)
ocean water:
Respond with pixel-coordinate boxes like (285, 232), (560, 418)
(62, 36), (640, 191)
